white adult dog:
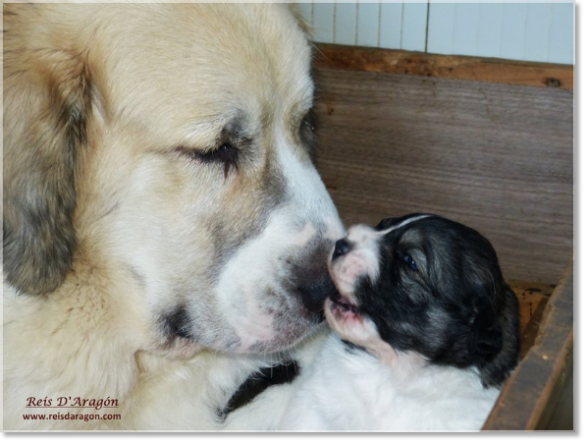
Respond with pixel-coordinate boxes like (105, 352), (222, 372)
(3, 3), (343, 430)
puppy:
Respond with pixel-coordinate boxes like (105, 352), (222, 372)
(279, 214), (520, 431)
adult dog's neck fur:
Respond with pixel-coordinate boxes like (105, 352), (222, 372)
(3, 262), (271, 430)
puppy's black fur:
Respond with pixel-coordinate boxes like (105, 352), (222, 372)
(355, 214), (520, 388)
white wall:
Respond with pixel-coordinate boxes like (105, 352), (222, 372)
(298, 1), (575, 65)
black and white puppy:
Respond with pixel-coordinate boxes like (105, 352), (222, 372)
(279, 214), (520, 431)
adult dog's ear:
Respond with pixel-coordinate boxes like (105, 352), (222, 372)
(3, 30), (92, 295)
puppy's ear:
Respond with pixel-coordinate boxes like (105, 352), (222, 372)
(375, 217), (399, 230)
(3, 41), (92, 294)
(471, 283), (521, 387)
(468, 285), (503, 361)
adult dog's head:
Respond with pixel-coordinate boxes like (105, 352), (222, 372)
(326, 214), (520, 388)
(3, 4), (343, 356)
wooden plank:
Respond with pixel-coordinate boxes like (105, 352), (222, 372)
(541, 364), (573, 430)
(314, 43), (574, 90)
(313, 67), (573, 284)
(510, 282), (555, 359)
(483, 263), (573, 430)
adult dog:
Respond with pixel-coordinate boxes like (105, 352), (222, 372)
(3, 3), (343, 430)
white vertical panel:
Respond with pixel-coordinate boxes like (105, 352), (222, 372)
(296, 2), (313, 30)
(499, 3), (529, 61)
(427, 2), (456, 55)
(452, 3), (480, 57)
(312, 3), (335, 43)
(334, 2), (357, 45)
(548, 3), (574, 64)
(379, 2), (403, 50)
(303, 1), (573, 66)
(357, 2), (380, 48)
(475, 3), (503, 58)
(524, 3), (553, 63)
(401, 1), (428, 52)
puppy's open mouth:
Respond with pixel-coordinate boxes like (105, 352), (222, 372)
(329, 294), (359, 315)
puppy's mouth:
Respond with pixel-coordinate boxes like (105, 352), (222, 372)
(326, 293), (360, 317)
(329, 293), (359, 314)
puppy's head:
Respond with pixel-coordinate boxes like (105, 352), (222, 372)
(326, 214), (520, 387)
(3, 4), (342, 357)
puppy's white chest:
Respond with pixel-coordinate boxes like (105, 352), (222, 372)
(281, 335), (500, 431)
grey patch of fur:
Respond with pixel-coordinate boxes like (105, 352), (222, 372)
(129, 266), (146, 288)
(207, 144), (288, 284)
(170, 282), (243, 351)
(3, 65), (89, 295)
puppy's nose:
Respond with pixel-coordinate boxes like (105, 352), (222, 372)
(333, 239), (351, 260)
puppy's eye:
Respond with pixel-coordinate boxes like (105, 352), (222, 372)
(177, 143), (239, 178)
(403, 254), (418, 272)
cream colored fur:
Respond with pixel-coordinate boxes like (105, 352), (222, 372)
(3, 3), (341, 430)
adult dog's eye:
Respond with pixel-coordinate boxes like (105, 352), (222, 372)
(299, 109), (317, 160)
(403, 254), (418, 272)
(301, 109), (316, 133)
(177, 143), (239, 178)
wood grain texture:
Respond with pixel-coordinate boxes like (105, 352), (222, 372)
(313, 67), (573, 284)
(510, 281), (555, 359)
(483, 263), (573, 430)
(314, 43), (574, 90)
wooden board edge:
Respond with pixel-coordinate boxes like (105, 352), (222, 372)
(536, 351), (574, 430)
(313, 43), (574, 91)
(482, 260), (574, 430)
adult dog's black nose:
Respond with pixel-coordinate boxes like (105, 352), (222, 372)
(299, 274), (338, 313)
(332, 239), (351, 260)
(294, 240), (341, 314)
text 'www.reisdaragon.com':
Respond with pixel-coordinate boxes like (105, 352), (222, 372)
(22, 412), (121, 422)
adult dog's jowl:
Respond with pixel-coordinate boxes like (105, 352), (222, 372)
(3, 3), (343, 430)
